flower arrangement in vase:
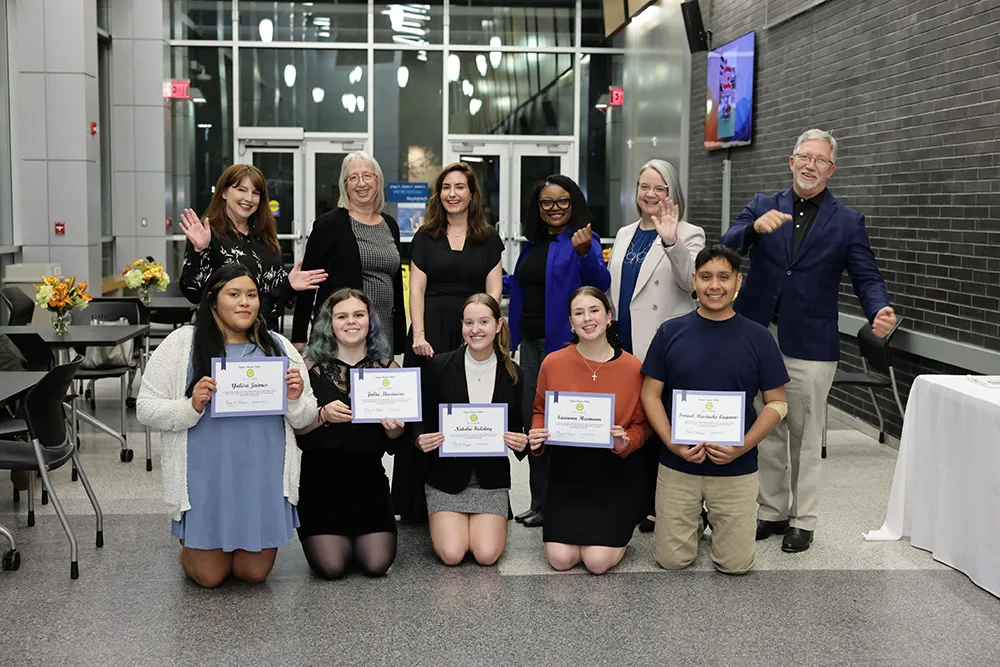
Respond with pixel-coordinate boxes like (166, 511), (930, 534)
(34, 276), (93, 333)
(123, 257), (171, 305)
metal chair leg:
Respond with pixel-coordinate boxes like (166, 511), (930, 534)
(866, 386), (885, 444)
(88, 379), (96, 411)
(31, 445), (80, 579)
(71, 449), (103, 548)
(822, 403), (828, 459)
(27, 472), (35, 527)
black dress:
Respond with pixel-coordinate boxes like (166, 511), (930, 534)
(296, 357), (399, 538)
(393, 226), (504, 521)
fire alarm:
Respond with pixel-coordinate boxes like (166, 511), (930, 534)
(90, 122), (98, 135)
(54, 221), (66, 235)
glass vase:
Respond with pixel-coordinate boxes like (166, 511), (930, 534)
(51, 309), (71, 334)
(138, 285), (153, 305)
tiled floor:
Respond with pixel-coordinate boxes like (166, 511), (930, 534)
(1, 381), (997, 666)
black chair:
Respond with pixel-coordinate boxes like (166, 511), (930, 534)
(0, 332), (53, 440)
(0, 357), (103, 579)
(0, 287), (35, 325)
(71, 299), (142, 462)
(823, 318), (906, 458)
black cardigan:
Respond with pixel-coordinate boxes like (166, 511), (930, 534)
(291, 207), (406, 352)
(420, 347), (527, 494)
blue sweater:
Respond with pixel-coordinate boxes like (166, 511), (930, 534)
(508, 229), (611, 353)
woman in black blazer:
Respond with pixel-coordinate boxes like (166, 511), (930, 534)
(291, 152), (406, 353)
(415, 294), (529, 566)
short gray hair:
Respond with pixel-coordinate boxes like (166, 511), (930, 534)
(337, 151), (386, 214)
(793, 129), (837, 164)
(635, 159), (685, 219)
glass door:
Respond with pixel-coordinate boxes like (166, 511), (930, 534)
(243, 145), (304, 270)
(448, 141), (512, 267)
(304, 137), (369, 236)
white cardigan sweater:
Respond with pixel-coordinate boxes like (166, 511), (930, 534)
(136, 326), (317, 522)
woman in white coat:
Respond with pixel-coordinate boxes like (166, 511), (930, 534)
(608, 159), (705, 531)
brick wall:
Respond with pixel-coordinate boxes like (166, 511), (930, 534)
(685, 0), (1000, 437)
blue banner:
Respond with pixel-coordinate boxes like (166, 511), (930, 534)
(387, 182), (429, 203)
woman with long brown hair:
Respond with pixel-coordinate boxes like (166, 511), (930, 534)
(415, 294), (528, 566)
(393, 162), (504, 522)
(178, 164), (327, 328)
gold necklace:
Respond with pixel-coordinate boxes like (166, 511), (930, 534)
(578, 345), (614, 382)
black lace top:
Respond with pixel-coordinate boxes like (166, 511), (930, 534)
(295, 355), (402, 454)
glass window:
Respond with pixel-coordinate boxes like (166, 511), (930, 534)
(449, 1), (575, 47)
(372, 50), (443, 234)
(579, 53), (625, 235)
(97, 0), (110, 32)
(581, 0), (627, 48)
(101, 240), (115, 277)
(0, 2), (12, 247)
(165, 0), (233, 40)
(374, 1), (443, 45)
(167, 47), (234, 232)
(240, 49), (367, 132)
(238, 1), (367, 43)
(448, 52), (574, 136)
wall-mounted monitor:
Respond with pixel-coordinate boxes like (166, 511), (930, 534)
(704, 30), (755, 150)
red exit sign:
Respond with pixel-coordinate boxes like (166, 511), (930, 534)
(163, 80), (190, 99)
(609, 87), (624, 106)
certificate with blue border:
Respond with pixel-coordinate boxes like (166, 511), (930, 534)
(543, 391), (615, 449)
(439, 403), (508, 458)
(349, 367), (422, 423)
(210, 357), (289, 418)
(670, 389), (746, 447)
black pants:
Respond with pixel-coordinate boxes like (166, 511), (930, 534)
(520, 338), (549, 513)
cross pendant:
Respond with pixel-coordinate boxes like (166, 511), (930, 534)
(592, 373), (597, 381)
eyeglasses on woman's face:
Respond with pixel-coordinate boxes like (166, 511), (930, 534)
(637, 184), (669, 195)
(347, 172), (377, 185)
(538, 198), (572, 211)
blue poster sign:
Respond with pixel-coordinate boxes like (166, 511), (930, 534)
(387, 182), (429, 203)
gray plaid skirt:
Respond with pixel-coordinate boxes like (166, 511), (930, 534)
(425, 472), (509, 517)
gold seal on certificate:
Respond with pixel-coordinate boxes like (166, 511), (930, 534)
(543, 391), (616, 448)
(211, 357), (289, 418)
(439, 403), (508, 458)
(671, 390), (746, 446)
(349, 367), (422, 423)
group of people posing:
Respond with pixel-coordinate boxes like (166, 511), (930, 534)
(137, 128), (896, 587)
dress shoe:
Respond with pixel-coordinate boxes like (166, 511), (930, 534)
(755, 519), (789, 541)
(638, 516), (655, 533)
(781, 527), (814, 553)
(522, 512), (544, 528)
(515, 509), (537, 523)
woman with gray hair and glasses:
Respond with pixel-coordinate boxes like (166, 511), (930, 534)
(291, 152), (406, 356)
(608, 158), (705, 532)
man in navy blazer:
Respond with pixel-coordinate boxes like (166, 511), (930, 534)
(721, 129), (896, 553)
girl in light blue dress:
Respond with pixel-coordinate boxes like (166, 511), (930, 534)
(138, 263), (317, 588)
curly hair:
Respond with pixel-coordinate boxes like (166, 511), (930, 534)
(304, 288), (392, 366)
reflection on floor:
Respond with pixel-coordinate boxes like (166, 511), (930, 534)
(1, 380), (997, 666)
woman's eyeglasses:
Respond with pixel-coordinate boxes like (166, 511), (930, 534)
(539, 198), (572, 211)
(347, 172), (377, 185)
(637, 184), (669, 195)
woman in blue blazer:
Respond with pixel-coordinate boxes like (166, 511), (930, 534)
(506, 174), (611, 527)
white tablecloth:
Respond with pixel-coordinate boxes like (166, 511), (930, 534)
(865, 375), (1000, 597)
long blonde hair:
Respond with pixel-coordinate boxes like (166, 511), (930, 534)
(462, 293), (518, 384)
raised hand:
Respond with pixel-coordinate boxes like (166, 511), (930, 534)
(752, 210), (793, 235)
(872, 306), (897, 338)
(179, 209), (212, 252)
(571, 223), (593, 257)
(651, 199), (681, 246)
(191, 376), (217, 414)
(288, 261), (328, 292)
(285, 368), (304, 401)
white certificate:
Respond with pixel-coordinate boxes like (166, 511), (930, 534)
(671, 390), (745, 447)
(349, 367), (422, 423)
(210, 357), (288, 418)
(543, 391), (615, 449)
(439, 403), (508, 458)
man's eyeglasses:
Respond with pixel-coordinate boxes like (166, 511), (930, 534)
(792, 154), (833, 168)
(539, 198), (572, 211)
(347, 172), (377, 185)
(637, 184), (669, 195)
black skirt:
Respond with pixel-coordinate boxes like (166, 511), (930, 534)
(542, 446), (645, 548)
(297, 449), (396, 538)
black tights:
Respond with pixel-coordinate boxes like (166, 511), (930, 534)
(301, 532), (397, 579)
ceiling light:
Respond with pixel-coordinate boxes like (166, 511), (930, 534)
(489, 37), (502, 68)
(283, 64), (296, 87)
(397, 65), (409, 88)
(462, 80), (474, 97)
(357, 96), (365, 112)
(342, 93), (357, 113)
(476, 54), (488, 77)
(349, 66), (363, 84)
(258, 18), (273, 43)
(318, 31), (330, 38)
(447, 54), (461, 82)
(469, 98), (482, 115)
(312, 87), (325, 103)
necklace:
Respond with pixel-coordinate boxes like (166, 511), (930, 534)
(239, 341), (255, 358)
(466, 350), (496, 382)
(578, 346), (614, 381)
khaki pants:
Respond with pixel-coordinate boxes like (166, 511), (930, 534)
(653, 465), (758, 575)
(756, 330), (837, 531)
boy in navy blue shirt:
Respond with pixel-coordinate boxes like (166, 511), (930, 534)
(640, 244), (789, 574)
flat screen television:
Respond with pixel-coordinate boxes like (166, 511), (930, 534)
(704, 30), (755, 150)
